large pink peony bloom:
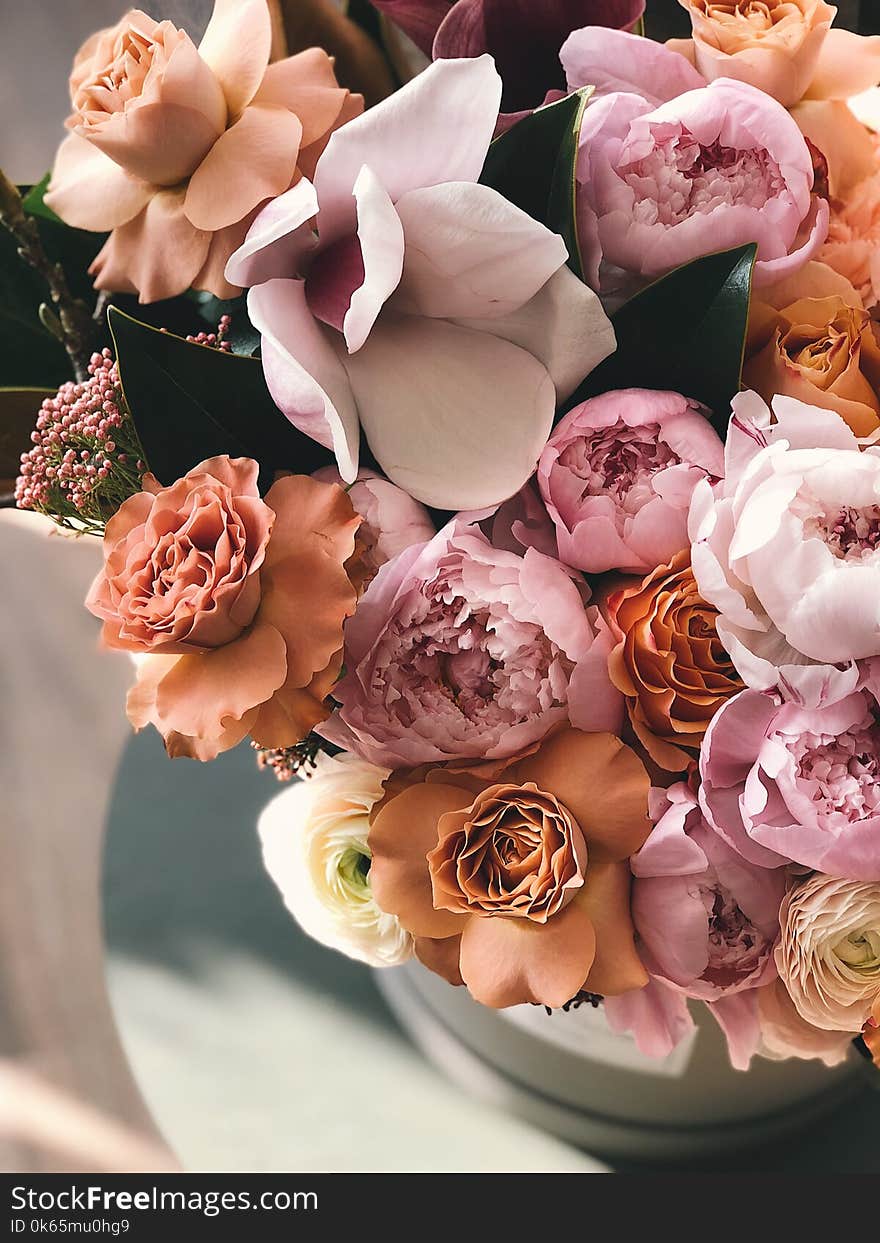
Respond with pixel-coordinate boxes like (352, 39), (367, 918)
(224, 55), (615, 511)
(537, 388), (723, 575)
(45, 1), (358, 302)
(699, 683), (880, 880)
(572, 73), (828, 292)
(319, 519), (622, 767)
(689, 391), (880, 705)
(627, 782), (786, 1068)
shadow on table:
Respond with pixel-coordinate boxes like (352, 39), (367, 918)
(102, 730), (393, 1030)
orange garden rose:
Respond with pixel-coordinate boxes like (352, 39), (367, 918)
(744, 262), (880, 436)
(45, 1), (360, 302)
(368, 729), (651, 1008)
(604, 551), (742, 772)
(86, 457), (361, 760)
(818, 168), (880, 310)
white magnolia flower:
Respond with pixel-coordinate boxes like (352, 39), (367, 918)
(258, 752), (412, 967)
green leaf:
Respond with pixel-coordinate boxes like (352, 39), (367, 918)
(570, 243), (757, 434)
(479, 88), (593, 279)
(188, 290), (262, 356)
(0, 227), (70, 388)
(107, 305), (333, 487)
(21, 174), (62, 225)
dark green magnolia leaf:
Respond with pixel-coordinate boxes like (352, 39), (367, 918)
(108, 305), (333, 487)
(21, 174), (62, 225)
(571, 243), (757, 435)
(479, 87), (592, 279)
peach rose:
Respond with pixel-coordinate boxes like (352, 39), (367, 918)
(604, 550), (742, 773)
(46, 1), (360, 302)
(670, 0), (880, 109)
(757, 978), (852, 1066)
(86, 457), (361, 760)
(368, 729), (651, 1008)
(819, 167), (880, 309)
(744, 261), (880, 436)
(775, 873), (880, 1034)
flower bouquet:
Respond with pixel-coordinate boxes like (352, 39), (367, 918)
(4, 0), (880, 1098)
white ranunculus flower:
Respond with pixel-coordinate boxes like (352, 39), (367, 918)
(689, 390), (880, 706)
(258, 753), (413, 967)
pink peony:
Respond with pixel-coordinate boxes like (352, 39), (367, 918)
(312, 466), (435, 576)
(700, 684), (880, 880)
(628, 782), (786, 1068)
(224, 55), (615, 511)
(573, 75), (829, 293)
(689, 390), (880, 705)
(537, 388), (724, 575)
(319, 519), (622, 767)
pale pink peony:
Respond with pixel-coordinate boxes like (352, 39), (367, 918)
(689, 390), (880, 704)
(312, 466), (435, 575)
(537, 388), (723, 575)
(700, 684), (880, 880)
(224, 55), (615, 510)
(319, 519), (623, 767)
(45, 2), (358, 302)
(573, 75), (828, 293)
(627, 782), (786, 1068)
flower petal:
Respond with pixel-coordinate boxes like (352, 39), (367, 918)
(392, 181), (568, 320)
(371, 0), (451, 57)
(89, 188), (211, 303)
(343, 166), (405, 353)
(312, 55), (502, 243)
(184, 104), (302, 231)
(198, 0), (272, 117)
(369, 781), (472, 939)
(454, 264), (616, 402)
(248, 279), (360, 481)
(806, 27), (880, 102)
(605, 978), (695, 1059)
(153, 620), (288, 741)
(515, 729), (650, 863)
(342, 311), (555, 509)
(255, 48), (352, 146)
(579, 860), (648, 995)
(225, 178), (320, 288)
(560, 26), (704, 104)
(44, 133), (152, 231)
(458, 900), (597, 1008)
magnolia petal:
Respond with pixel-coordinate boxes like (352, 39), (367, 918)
(392, 181), (567, 321)
(248, 279), (360, 481)
(44, 133), (152, 232)
(458, 901), (597, 1008)
(225, 178), (320, 288)
(198, 0), (272, 117)
(184, 104), (302, 232)
(313, 55), (502, 244)
(342, 312), (555, 509)
(371, 0), (451, 56)
(344, 167), (405, 353)
(455, 265), (616, 402)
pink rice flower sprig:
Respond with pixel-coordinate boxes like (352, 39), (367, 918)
(15, 348), (146, 534)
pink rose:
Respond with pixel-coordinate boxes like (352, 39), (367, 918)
(689, 390), (880, 704)
(574, 76), (829, 292)
(85, 458), (361, 760)
(46, 2), (358, 302)
(537, 388), (723, 575)
(319, 519), (622, 767)
(700, 685), (880, 881)
(629, 782), (786, 1068)
(312, 467), (435, 576)
(225, 56), (615, 510)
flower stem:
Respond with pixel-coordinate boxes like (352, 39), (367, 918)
(0, 167), (97, 383)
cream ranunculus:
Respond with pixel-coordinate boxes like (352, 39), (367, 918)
(776, 873), (880, 1033)
(258, 753), (413, 967)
